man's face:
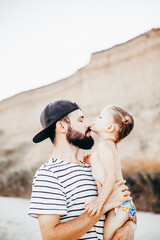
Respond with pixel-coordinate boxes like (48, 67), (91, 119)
(66, 109), (94, 149)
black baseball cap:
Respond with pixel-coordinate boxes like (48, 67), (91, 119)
(33, 100), (80, 143)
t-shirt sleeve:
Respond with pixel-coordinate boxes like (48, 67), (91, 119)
(28, 168), (67, 218)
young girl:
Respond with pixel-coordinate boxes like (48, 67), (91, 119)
(84, 105), (136, 240)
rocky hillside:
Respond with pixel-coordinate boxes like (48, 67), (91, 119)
(0, 29), (160, 212)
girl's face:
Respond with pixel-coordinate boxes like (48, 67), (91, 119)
(91, 107), (114, 134)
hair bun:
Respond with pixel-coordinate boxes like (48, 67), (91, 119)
(122, 116), (131, 124)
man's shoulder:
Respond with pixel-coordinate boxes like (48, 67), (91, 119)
(34, 158), (72, 179)
(32, 158), (67, 188)
(33, 158), (58, 180)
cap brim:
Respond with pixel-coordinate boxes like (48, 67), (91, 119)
(33, 127), (50, 143)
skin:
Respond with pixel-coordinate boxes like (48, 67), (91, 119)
(85, 143), (117, 215)
(84, 107), (124, 215)
(84, 106), (137, 239)
(112, 220), (137, 240)
(37, 109), (136, 240)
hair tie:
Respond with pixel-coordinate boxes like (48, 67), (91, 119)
(122, 116), (130, 124)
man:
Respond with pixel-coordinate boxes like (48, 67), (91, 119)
(28, 99), (136, 240)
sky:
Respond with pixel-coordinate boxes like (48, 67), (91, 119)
(0, 0), (160, 101)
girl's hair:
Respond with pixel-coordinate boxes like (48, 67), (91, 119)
(109, 105), (134, 143)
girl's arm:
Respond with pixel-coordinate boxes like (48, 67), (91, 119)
(85, 143), (115, 215)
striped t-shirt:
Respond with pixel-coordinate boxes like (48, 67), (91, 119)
(28, 158), (105, 239)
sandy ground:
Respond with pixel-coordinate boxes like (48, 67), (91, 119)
(0, 197), (160, 240)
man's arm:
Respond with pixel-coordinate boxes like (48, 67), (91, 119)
(38, 180), (131, 240)
(112, 215), (137, 240)
(38, 211), (103, 240)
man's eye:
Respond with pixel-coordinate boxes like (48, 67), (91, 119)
(99, 116), (102, 119)
(79, 119), (83, 122)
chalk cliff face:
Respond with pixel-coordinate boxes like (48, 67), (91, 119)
(0, 29), (160, 211)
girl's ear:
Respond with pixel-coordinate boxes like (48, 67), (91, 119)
(56, 121), (67, 133)
(106, 124), (115, 133)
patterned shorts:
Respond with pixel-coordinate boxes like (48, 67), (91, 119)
(120, 200), (136, 219)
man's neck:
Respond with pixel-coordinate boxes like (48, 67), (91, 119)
(53, 135), (80, 164)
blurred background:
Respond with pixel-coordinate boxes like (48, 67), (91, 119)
(0, 0), (160, 239)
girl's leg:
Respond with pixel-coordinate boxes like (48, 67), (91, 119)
(103, 208), (129, 240)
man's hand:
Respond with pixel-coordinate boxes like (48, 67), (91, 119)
(102, 180), (132, 214)
(112, 220), (136, 240)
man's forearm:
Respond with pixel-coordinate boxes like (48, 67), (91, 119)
(112, 214), (137, 240)
(52, 211), (137, 240)
(42, 211), (104, 240)
(39, 180), (131, 240)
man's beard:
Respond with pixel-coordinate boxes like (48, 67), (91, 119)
(66, 125), (94, 150)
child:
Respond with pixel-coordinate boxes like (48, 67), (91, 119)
(84, 105), (136, 240)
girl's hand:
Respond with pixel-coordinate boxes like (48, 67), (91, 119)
(84, 200), (103, 216)
(83, 154), (91, 165)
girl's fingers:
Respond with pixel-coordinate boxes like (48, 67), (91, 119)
(88, 209), (93, 215)
(115, 179), (125, 184)
(84, 203), (89, 208)
(84, 201), (91, 208)
(85, 205), (90, 213)
(90, 209), (97, 216)
(115, 179), (126, 188)
(123, 190), (131, 196)
(85, 207), (89, 213)
(96, 209), (100, 216)
(86, 206), (94, 215)
(123, 196), (132, 202)
(120, 184), (129, 192)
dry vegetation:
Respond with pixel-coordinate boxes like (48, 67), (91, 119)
(0, 155), (160, 213)
(0, 156), (37, 198)
(122, 159), (160, 213)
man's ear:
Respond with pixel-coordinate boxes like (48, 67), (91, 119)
(106, 124), (115, 133)
(56, 121), (68, 133)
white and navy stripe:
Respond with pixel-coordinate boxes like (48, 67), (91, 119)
(28, 158), (105, 239)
